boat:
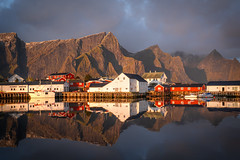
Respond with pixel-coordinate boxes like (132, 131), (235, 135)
(184, 94), (197, 99)
(198, 92), (213, 98)
(29, 90), (55, 98)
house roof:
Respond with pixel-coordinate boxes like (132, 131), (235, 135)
(155, 84), (170, 88)
(49, 72), (71, 76)
(0, 80), (66, 86)
(68, 79), (84, 83)
(89, 82), (109, 87)
(54, 77), (66, 80)
(124, 73), (147, 82)
(142, 72), (165, 79)
(207, 81), (240, 86)
(171, 84), (205, 87)
(8, 74), (24, 81)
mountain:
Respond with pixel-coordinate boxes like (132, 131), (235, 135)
(198, 49), (240, 81)
(0, 32), (239, 83)
(134, 45), (193, 83)
(0, 112), (123, 147)
(0, 33), (27, 78)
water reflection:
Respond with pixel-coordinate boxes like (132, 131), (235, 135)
(0, 98), (240, 160)
(88, 100), (148, 122)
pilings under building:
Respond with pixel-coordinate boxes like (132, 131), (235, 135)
(0, 92), (30, 100)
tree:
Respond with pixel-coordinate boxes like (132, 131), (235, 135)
(84, 74), (92, 82)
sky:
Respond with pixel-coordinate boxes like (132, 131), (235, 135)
(0, 0), (240, 59)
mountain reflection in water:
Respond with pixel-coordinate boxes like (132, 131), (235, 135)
(0, 98), (240, 160)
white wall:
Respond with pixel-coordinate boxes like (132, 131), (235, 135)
(207, 101), (240, 108)
(88, 73), (148, 93)
(207, 85), (240, 92)
(0, 101), (68, 112)
(0, 84), (29, 93)
(29, 82), (69, 92)
(145, 73), (167, 84)
(0, 82), (69, 93)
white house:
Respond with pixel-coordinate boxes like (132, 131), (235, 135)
(142, 71), (167, 85)
(28, 81), (69, 93)
(0, 81), (69, 93)
(207, 81), (240, 92)
(206, 100), (240, 109)
(8, 74), (24, 82)
(0, 100), (68, 113)
(88, 100), (148, 122)
(88, 73), (148, 93)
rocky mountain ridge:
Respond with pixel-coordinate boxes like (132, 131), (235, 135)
(0, 32), (239, 83)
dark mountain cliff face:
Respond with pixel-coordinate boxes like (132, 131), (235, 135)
(0, 33), (27, 78)
(0, 32), (239, 82)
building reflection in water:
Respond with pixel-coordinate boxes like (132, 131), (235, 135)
(0, 98), (239, 148)
(88, 100), (148, 122)
(206, 98), (240, 111)
(0, 98), (69, 114)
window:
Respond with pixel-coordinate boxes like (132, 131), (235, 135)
(188, 87), (190, 90)
(118, 78), (119, 80)
(181, 87), (183, 90)
(172, 87), (174, 90)
(123, 77), (125, 80)
(126, 88), (128, 90)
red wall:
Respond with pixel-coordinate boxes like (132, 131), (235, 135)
(170, 85), (205, 92)
(170, 99), (205, 105)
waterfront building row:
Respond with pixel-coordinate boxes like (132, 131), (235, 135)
(0, 81), (69, 93)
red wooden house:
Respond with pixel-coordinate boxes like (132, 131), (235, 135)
(154, 84), (170, 92)
(69, 80), (84, 91)
(170, 84), (206, 95)
(48, 72), (75, 81)
(170, 99), (205, 106)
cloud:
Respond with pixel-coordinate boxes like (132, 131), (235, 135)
(0, 0), (239, 58)
(0, 0), (125, 41)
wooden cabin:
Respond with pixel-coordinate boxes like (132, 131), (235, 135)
(170, 84), (206, 95)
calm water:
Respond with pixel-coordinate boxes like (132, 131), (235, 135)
(0, 98), (240, 160)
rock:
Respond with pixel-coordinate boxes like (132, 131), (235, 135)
(198, 49), (240, 81)
(0, 32), (27, 78)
